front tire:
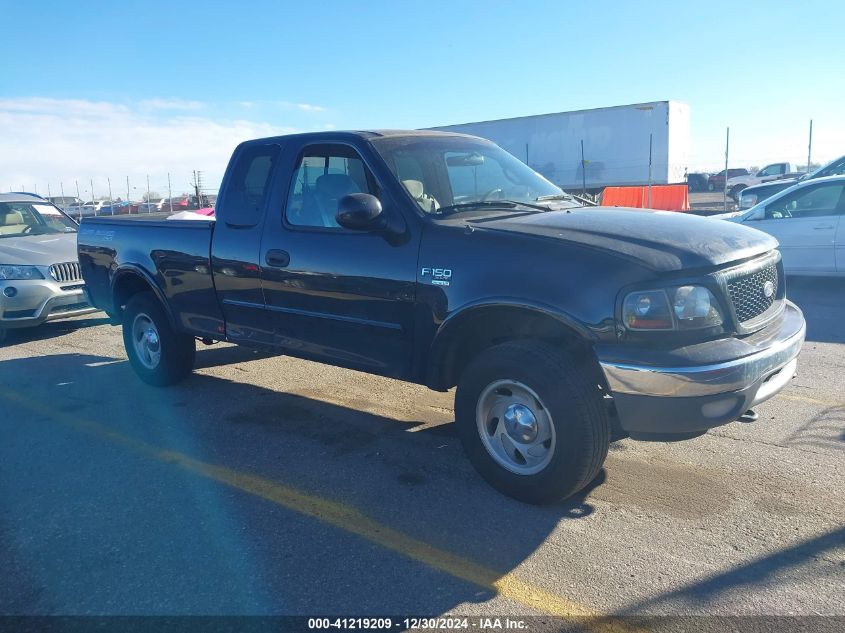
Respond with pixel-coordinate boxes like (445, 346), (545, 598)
(455, 340), (609, 505)
(122, 292), (195, 386)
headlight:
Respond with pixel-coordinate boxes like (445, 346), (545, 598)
(0, 265), (45, 280)
(623, 286), (723, 331)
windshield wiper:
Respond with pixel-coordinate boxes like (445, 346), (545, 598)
(437, 199), (550, 216)
(535, 193), (573, 201)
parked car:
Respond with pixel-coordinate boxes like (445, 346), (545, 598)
(726, 162), (798, 199)
(708, 168), (749, 191)
(686, 173), (709, 192)
(738, 180), (796, 210)
(48, 196), (84, 211)
(78, 130), (805, 505)
(738, 154), (845, 210)
(0, 193), (98, 342)
(721, 175), (845, 275)
(136, 202), (160, 213)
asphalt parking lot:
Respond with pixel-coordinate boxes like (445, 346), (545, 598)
(1, 277), (843, 625)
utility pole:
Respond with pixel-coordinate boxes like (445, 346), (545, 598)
(580, 140), (586, 196)
(807, 119), (813, 174)
(192, 170), (204, 207)
(146, 175), (151, 213)
(108, 177), (114, 214)
(723, 127), (730, 214)
(647, 133), (653, 208)
(168, 172), (173, 213)
(47, 183), (52, 199)
(60, 182), (65, 200)
(75, 180), (81, 205)
(91, 179), (96, 215)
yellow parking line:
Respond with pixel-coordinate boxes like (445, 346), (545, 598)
(0, 387), (637, 631)
(776, 392), (845, 408)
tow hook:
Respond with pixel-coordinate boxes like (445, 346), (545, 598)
(738, 409), (758, 423)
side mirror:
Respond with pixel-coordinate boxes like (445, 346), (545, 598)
(336, 193), (384, 231)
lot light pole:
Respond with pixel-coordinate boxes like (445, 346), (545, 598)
(91, 179), (96, 215)
(647, 133), (653, 208)
(723, 127), (730, 214)
(108, 178), (113, 213)
(75, 181), (81, 207)
(168, 173), (173, 213)
(807, 119), (813, 174)
(580, 140), (586, 196)
(146, 175), (151, 213)
(60, 182), (65, 200)
(126, 176), (131, 213)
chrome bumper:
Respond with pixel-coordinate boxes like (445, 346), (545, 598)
(0, 278), (98, 329)
(598, 301), (805, 438)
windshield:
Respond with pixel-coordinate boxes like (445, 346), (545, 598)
(0, 202), (78, 238)
(371, 136), (563, 215)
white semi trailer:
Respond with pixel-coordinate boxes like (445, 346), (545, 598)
(429, 101), (690, 191)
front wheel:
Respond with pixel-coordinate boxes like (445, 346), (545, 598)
(122, 292), (195, 386)
(455, 340), (609, 505)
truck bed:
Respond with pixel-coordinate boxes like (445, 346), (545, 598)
(77, 216), (224, 338)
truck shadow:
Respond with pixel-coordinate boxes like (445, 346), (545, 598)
(0, 349), (604, 615)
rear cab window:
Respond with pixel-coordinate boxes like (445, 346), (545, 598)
(219, 143), (281, 226)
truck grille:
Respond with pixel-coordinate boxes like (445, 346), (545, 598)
(727, 260), (779, 324)
(49, 262), (82, 284)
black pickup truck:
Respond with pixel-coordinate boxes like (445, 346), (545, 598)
(78, 130), (805, 504)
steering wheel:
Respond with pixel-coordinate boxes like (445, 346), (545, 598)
(480, 187), (504, 201)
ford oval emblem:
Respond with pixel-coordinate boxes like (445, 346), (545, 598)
(763, 280), (775, 299)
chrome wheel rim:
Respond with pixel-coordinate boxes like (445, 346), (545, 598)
(476, 379), (556, 475)
(131, 313), (161, 370)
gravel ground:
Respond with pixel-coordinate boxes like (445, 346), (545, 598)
(0, 277), (842, 627)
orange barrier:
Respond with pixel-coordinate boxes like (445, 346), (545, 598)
(600, 185), (690, 211)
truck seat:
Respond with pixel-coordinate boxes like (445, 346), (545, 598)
(402, 180), (439, 212)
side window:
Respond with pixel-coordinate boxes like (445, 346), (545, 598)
(765, 184), (845, 219)
(220, 143), (280, 226)
(285, 144), (375, 228)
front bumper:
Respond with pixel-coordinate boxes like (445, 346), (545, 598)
(0, 277), (98, 330)
(598, 301), (805, 440)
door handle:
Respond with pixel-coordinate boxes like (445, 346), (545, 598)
(265, 249), (290, 268)
(813, 225), (834, 230)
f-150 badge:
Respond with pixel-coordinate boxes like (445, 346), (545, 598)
(421, 267), (451, 286)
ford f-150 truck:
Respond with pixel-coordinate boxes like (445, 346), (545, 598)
(78, 130), (806, 504)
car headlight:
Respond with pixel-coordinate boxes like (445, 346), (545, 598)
(623, 286), (723, 331)
(0, 265), (45, 280)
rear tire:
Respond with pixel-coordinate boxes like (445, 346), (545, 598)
(455, 340), (609, 505)
(122, 292), (195, 386)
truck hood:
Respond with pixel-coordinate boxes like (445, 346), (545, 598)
(0, 232), (79, 266)
(473, 207), (777, 272)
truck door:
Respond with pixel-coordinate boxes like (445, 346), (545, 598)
(211, 141), (281, 344)
(748, 181), (845, 274)
(259, 140), (419, 378)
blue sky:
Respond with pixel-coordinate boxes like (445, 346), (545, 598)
(1, 0), (843, 195)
